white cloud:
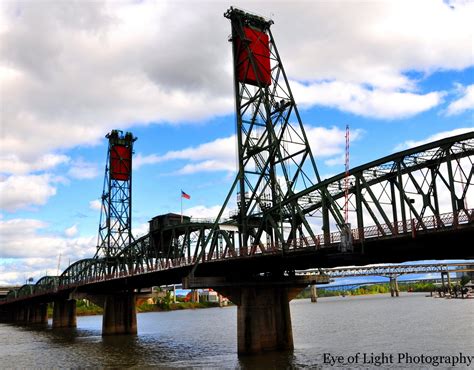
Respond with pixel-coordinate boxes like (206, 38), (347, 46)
(0, 174), (57, 211)
(67, 158), (99, 179)
(446, 84), (474, 115)
(1, 0), (472, 167)
(324, 155), (346, 167)
(136, 126), (363, 174)
(274, 0), (473, 87)
(64, 224), (78, 237)
(135, 135), (237, 174)
(184, 205), (231, 220)
(0, 153), (70, 175)
(395, 128), (473, 151)
(292, 80), (444, 119)
(133, 222), (149, 238)
(89, 199), (102, 211)
(0, 218), (96, 284)
(306, 126), (363, 158)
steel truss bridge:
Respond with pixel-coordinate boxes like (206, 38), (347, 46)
(0, 6), (473, 356)
(3, 132), (474, 303)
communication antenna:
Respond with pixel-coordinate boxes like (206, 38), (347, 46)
(344, 124), (350, 223)
(56, 252), (62, 276)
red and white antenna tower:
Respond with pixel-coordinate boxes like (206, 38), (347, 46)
(344, 124), (350, 224)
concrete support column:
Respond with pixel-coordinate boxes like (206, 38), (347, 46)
(184, 274), (328, 356)
(102, 293), (137, 336)
(217, 285), (301, 355)
(53, 299), (76, 328)
(310, 284), (318, 303)
(237, 286), (297, 354)
(441, 272), (446, 295)
(447, 272), (452, 294)
(190, 289), (199, 303)
(28, 303), (48, 325)
(17, 305), (29, 324)
(389, 276), (400, 297)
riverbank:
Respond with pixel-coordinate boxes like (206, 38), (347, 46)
(47, 299), (223, 318)
(296, 281), (437, 299)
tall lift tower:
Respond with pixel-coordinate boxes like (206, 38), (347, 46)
(223, 7), (344, 251)
(95, 130), (137, 259)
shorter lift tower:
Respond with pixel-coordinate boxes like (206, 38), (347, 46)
(95, 130), (137, 259)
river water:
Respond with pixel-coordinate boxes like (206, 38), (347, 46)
(0, 293), (473, 368)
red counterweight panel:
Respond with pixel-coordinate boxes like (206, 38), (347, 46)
(236, 27), (271, 87)
(110, 145), (131, 181)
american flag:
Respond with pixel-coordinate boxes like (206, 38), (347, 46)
(181, 190), (190, 200)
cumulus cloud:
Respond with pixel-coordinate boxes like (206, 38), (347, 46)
(292, 80), (444, 119)
(274, 0), (473, 87)
(0, 218), (96, 284)
(0, 218), (96, 259)
(184, 204), (231, 220)
(0, 174), (57, 211)
(135, 125), (362, 174)
(395, 128), (473, 151)
(0, 1), (233, 164)
(67, 158), (99, 179)
(64, 224), (78, 237)
(0, 153), (70, 175)
(1, 0), (472, 167)
(89, 199), (102, 211)
(446, 84), (474, 115)
(306, 126), (363, 158)
(135, 135), (236, 173)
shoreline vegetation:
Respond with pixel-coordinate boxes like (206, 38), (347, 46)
(47, 282), (440, 317)
(47, 299), (224, 318)
(297, 281), (437, 299)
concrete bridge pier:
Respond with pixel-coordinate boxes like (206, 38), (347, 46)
(53, 299), (77, 328)
(102, 292), (137, 335)
(184, 275), (328, 355)
(28, 303), (48, 325)
(389, 276), (399, 297)
(16, 304), (29, 324)
(441, 271), (452, 295)
(2, 306), (18, 323)
(310, 284), (318, 303)
(234, 285), (299, 354)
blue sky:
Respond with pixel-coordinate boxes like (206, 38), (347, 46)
(0, 0), (473, 285)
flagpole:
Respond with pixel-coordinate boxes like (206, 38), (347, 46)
(181, 191), (183, 223)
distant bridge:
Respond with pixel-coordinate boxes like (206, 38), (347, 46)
(303, 262), (474, 279)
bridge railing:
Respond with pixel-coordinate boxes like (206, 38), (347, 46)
(210, 208), (473, 259)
